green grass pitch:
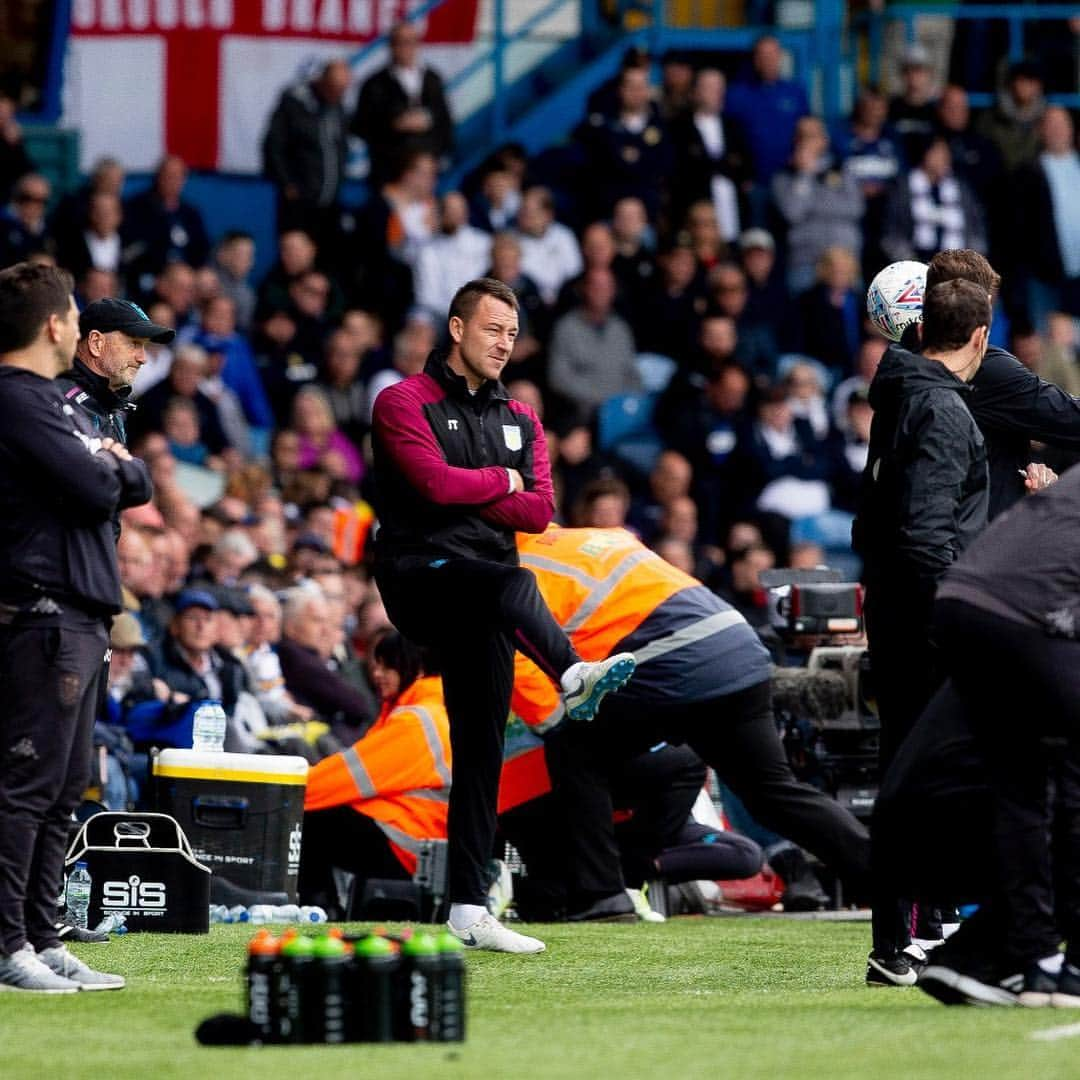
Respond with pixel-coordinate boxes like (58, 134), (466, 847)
(1, 918), (1077, 1079)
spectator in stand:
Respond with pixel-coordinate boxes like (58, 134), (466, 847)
(836, 87), (903, 279)
(635, 241), (704, 365)
(783, 358), (832, 441)
(0, 172), (52, 267)
(192, 294), (274, 449)
(681, 200), (726, 272)
(660, 53), (695, 120)
(628, 449), (694, 542)
(76, 267), (120, 309)
(976, 60), (1047, 173)
(578, 64), (673, 220)
(794, 246), (863, 378)
(54, 192), (131, 285)
(739, 228), (789, 339)
(124, 157), (209, 289)
(660, 361), (751, 544)
(830, 385), (873, 513)
(832, 333), (885, 430)
(1012, 106), (1080, 328)
(213, 231), (257, 332)
(707, 261), (777, 380)
(882, 136), (987, 265)
(149, 262), (198, 337)
(131, 343), (231, 454)
(772, 117), (864, 294)
(315, 329), (366, 446)
(353, 21), (454, 186)
(244, 585), (316, 725)
(486, 232), (548, 384)
(548, 267), (640, 427)
(414, 191), (492, 321)
(887, 44), (939, 164)
(0, 89), (33, 203)
(714, 542), (776, 630)
(555, 222), (626, 318)
(278, 587), (376, 744)
(935, 85), (1004, 213)
(263, 59), (350, 242)
(610, 196), (658, 318)
(670, 68), (753, 240)
(725, 34), (810, 185)
(514, 186), (583, 305)
(363, 317), (437, 422)
(290, 385), (363, 487)
(152, 589), (264, 742)
(570, 474), (633, 528)
(50, 157), (124, 241)
(471, 162), (524, 235)
(351, 149), (437, 332)
(744, 385), (834, 522)
(162, 398), (223, 471)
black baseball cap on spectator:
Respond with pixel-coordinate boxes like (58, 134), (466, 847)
(292, 533), (332, 555)
(214, 587), (255, 617)
(80, 298), (176, 344)
(174, 588), (219, 615)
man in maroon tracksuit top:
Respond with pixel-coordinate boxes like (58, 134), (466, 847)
(371, 277), (636, 953)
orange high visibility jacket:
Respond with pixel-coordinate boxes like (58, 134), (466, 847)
(305, 675), (451, 873)
(498, 525), (697, 814)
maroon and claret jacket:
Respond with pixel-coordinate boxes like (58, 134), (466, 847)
(371, 352), (554, 566)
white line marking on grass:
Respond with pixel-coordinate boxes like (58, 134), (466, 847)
(1030, 1022), (1080, 1042)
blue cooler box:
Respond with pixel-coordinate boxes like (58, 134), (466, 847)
(152, 750), (308, 902)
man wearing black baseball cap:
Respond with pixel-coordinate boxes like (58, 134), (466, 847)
(55, 298), (175, 449)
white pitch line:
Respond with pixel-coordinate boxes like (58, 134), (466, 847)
(1030, 1021), (1080, 1042)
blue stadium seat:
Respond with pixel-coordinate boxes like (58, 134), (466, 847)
(597, 392), (663, 476)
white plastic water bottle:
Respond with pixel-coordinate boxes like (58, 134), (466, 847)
(191, 702), (227, 753)
(65, 862), (92, 929)
(248, 904), (275, 925)
(228, 905), (250, 923)
(299, 905), (328, 924)
(209, 904), (230, 924)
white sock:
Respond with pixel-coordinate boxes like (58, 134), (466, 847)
(1038, 952), (1065, 976)
(449, 903), (488, 931)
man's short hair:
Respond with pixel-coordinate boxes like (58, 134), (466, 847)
(922, 279), (992, 353)
(448, 277), (519, 324)
(0, 262), (74, 355)
(926, 249), (1001, 297)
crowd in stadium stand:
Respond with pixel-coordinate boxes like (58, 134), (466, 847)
(0, 32), (1077, 796)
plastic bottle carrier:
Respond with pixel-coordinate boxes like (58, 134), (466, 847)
(64, 812), (211, 933)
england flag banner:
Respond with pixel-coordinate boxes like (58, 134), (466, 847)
(63, 0), (481, 173)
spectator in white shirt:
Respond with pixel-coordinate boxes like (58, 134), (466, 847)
(413, 191), (492, 319)
(514, 185), (583, 304)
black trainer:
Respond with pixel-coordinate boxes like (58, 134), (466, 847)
(56, 922), (109, 944)
(566, 891), (637, 923)
(1052, 963), (1080, 1008)
(1003, 964), (1058, 1008)
(866, 950), (921, 987)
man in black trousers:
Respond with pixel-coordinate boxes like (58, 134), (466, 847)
(0, 263), (151, 992)
(854, 278), (992, 985)
(371, 277), (636, 953)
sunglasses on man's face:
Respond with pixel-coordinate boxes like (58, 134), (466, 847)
(16, 192), (48, 204)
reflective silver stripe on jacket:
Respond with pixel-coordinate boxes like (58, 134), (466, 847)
(632, 610), (747, 664)
(341, 745), (376, 798)
(409, 705), (452, 788)
(375, 819), (423, 855)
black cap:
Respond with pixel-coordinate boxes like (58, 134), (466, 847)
(79, 298), (176, 344)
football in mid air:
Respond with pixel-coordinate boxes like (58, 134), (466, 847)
(866, 260), (928, 342)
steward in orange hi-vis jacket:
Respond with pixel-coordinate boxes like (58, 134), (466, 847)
(498, 525), (870, 920)
(305, 674), (451, 873)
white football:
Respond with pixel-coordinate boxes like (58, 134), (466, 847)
(866, 260), (928, 342)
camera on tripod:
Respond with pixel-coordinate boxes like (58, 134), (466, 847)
(762, 569), (879, 820)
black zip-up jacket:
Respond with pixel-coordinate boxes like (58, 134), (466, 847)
(852, 345), (988, 606)
(896, 334), (1080, 520)
(371, 352), (553, 566)
(54, 356), (136, 445)
(0, 366), (152, 617)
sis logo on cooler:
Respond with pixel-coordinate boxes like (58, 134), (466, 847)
(102, 875), (167, 911)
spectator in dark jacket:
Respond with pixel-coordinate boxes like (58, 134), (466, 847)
(0, 173), (53, 268)
(0, 90), (33, 204)
(277, 587), (376, 744)
(124, 158), (209, 291)
(263, 60), (350, 244)
(353, 22), (454, 187)
(853, 279), (991, 979)
(887, 44), (938, 164)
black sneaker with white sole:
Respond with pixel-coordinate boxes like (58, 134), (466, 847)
(1005, 964), (1058, 1008)
(866, 949), (922, 987)
(57, 922), (109, 944)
